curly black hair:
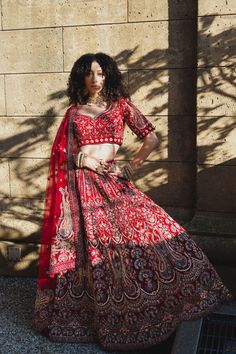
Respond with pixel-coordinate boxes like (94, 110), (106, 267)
(66, 52), (130, 106)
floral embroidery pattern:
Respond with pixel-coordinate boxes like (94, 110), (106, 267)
(33, 161), (233, 351)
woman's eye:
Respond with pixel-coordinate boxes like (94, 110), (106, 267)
(85, 72), (104, 77)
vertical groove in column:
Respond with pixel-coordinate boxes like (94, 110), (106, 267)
(168, 0), (198, 216)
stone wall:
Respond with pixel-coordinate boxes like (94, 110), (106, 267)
(0, 0), (235, 275)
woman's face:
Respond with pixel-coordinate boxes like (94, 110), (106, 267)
(84, 61), (105, 96)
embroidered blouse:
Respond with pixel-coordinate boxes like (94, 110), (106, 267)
(72, 97), (155, 147)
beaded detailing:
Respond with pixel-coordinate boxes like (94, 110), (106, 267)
(77, 136), (123, 147)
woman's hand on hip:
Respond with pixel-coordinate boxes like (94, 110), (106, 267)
(82, 155), (109, 175)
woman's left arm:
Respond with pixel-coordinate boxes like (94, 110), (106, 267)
(121, 97), (159, 172)
(109, 97), (159, 179)
(129, 131), (158, 171)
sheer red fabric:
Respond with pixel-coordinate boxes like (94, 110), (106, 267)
(38, 105), (82, 290)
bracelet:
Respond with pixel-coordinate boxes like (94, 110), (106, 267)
(122, 162), (134, 180)
(81, 152), (88, 168)
(75, 151), (88, 168)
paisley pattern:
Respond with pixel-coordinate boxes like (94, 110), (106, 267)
(33, 160), (233, 351)
(48, 186), (76, 275)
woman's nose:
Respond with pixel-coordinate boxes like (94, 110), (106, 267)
(91, 74), (100, 80)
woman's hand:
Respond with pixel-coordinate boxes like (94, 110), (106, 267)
(108, 162), (129, 180)
(82, 155), (110, 175)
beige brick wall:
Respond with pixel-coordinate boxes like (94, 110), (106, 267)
(0, 0), (235, 274)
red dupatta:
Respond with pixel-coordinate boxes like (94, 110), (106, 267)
(37, 105), (85, 290)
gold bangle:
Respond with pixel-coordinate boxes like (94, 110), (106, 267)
(81, 153), (88, 168)
(127, 162), (134, 173)
(76, 152), (82, 168)
(127, 162), (134, 174)
(122, 164), (134, 180)
(75, 152), (88, 168)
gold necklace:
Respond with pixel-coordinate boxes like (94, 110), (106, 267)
(86, 94), (106, 106)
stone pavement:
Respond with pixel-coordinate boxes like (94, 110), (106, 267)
(0, 276), (175, 354)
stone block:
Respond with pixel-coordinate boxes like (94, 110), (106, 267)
(5, 73), (69, 116)
(0, 2), (2, 30)
(0, 158), (10, 197)
(0, 75), (5, 115)
(184, 211), (236, 236)
(0, 240), (39, 276)
(128, 0), (196, 21)
(198, 15), (236, 67)
(167, 19), (197, 68)
(197, 67), (236, 116)
(198, 0), (236, 15)
(168, 114), (196, 162)
(0, 197), (44, 242)
(129, 68), (196, 116)
(184, 210), (236, 266)
(133, 161), (195, 208)
(197, 116), (236, 164)
(164, 206), (195, 225)
(191, 234), (236, 266)
(64, 22), (167, 71)
(0, 28), (63, 73)
(9, 157), (48, 198)
(0, 116), (62, 158)
(2, 0), (127, 30)
(0, 212), (40, 243)
(197, 164), (236, 212)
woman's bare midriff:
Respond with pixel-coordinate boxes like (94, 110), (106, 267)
(78, 142), (120, 161)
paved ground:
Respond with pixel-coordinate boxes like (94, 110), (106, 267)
(0, 276), (175, 354)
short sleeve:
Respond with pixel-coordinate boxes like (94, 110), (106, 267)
(121, 98), (155, 139)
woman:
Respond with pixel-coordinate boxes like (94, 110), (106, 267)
(33, 52), (233, 351)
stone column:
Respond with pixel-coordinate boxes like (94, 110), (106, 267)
(185, 1), (236, 266)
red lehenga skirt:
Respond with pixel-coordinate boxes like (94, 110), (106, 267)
(33, 159), (233, 352)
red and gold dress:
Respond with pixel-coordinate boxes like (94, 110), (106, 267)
(33, 97), (233, 351)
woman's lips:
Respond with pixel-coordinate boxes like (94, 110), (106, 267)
(91, 85), (100, 88)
